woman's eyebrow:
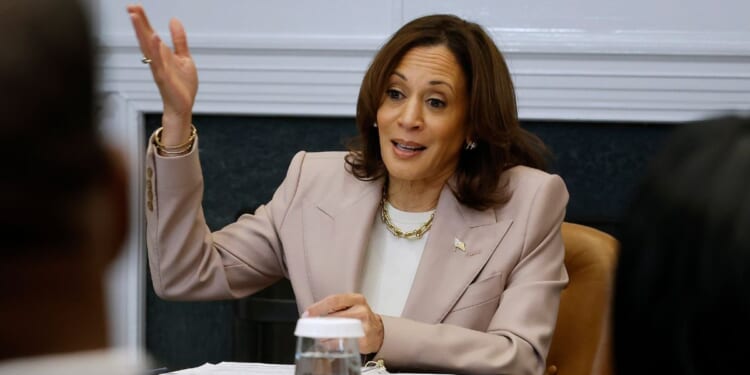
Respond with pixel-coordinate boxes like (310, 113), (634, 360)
(429, 80), (454, 93)
(392, 71), (455, 93)
(393, 71), (407, 81)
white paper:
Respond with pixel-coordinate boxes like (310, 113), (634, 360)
(165, 362), (295, 374)
(165, 361), (449, 375)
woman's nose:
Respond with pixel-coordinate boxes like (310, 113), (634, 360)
(397, 97), (424, 129)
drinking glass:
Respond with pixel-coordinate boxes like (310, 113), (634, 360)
(294, 317), (364, 375)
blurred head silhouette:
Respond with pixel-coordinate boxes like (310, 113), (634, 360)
(614, 116), (750, 374)
(0, 0), (128, 360)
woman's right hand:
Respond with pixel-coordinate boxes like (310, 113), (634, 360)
(127, 4), (198, 146)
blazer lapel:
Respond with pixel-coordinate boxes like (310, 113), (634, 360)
(304, 178), (383, 302)
(401, 185), (512, 323)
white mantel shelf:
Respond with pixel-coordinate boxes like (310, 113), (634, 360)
(100, 28), (750, 122)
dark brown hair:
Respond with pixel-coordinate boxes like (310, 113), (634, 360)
(0, 0), (108, 253)
(346, 14), (548, 210)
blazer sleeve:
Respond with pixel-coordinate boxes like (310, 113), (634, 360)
(373, 174), (569, 375)
(145, 135), (305, 300)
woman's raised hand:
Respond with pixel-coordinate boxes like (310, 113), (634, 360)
(127, 4), (198, 146)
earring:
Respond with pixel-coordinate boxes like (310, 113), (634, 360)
(464, 141), (477, 150)
(373, 122), (378, 128)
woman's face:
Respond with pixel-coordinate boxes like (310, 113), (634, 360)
(376, 45), (469, 188)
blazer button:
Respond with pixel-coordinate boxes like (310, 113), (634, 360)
(146, 167), (153, 178)
(147, 201), (154, 212)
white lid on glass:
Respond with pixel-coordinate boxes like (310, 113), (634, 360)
(294, 317), (364, 338)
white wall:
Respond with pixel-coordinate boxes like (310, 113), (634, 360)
(96, 0), (750, 350)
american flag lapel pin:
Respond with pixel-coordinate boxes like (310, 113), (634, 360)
(454, 238), (466, 252)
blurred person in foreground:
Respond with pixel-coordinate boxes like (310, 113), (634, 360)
(0, 0), (143, 373)
(614, 116), (750, 375)
(129, 4), (569, 374)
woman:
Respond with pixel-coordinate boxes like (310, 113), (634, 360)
(613, 116), (750, 375)
(129, 5), (568, 374)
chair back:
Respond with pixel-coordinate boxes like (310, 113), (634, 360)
(545, 222), (619, 375)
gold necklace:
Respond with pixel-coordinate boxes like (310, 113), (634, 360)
(380, 185), (435, 240)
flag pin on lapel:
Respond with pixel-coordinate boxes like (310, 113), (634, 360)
(454, 238), (466, 252)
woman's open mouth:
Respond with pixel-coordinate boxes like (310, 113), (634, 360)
(392, 140), (426, 158)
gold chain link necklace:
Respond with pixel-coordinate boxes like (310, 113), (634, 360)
(380, 184), (435, 240)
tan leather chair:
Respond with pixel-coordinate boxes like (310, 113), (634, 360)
(545, 222), (619, 375)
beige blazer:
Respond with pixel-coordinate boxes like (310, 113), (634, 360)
(145, 141), (569, 375)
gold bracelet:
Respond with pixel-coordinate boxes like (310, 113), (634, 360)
(153, 125), (196, 156)
(154, 125), (196, 150)
(158, 147), (193, 156)
(155, 144), (193, 157)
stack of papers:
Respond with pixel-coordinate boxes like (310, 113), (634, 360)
(165, 362), (389, 374)
(166, 362), (297, 374)
(165, 361), (448, 374)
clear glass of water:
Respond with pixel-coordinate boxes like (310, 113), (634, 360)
(294, 317), (364, 375)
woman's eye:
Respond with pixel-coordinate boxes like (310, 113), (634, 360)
(386, 89), (403, 100)
(427, 98), (446, 108)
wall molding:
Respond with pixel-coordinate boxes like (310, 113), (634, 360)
(99, 92), (148, 352)
(103, 27), (750, 55)
(100, 28), (750, 122)
(490, 29), (750, 56)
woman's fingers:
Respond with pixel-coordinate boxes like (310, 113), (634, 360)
(127, 4), (156, 34)
(305, 293), (363, 316)
(304, 294), (384, 354)
(149, 34), (169, 77)
(127, 9), (171, 82)
(128, 12), (151, 55)
(170, 18), (191, 58)
(328, 304), (383, 353)
(125, 4), (198, 135)
(127, 5), (152, 47)
(127, 5), (173, 63)
(128, 10), (164, 76)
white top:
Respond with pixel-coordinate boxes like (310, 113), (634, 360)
(360, 202), (433, 317)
